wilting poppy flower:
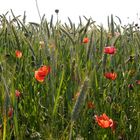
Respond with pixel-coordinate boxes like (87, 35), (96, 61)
(15, 50), (22, 58)
(83, 37), (89, 43)
(8, 107), (13, 118)
(35, 65), (51, 82)
(15, 90), (21, 97)
(104, 72), (117, 80)
(104, 46), (116, 54)
(87, 101), (95, 109)
(95, 113), (113, 128)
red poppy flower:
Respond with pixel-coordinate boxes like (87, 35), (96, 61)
(15, 90), (21, 97)
(104, 46), (116, 54)
(35, 65), (51, 82)
(104, 72), (117, 80)
(83, 37), (89, 43)
(8, 107), (13, 118)
(95, 113), (113, 128)
(15, 50), (22, 58)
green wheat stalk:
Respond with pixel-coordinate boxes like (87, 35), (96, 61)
(69, 77), (89, 140)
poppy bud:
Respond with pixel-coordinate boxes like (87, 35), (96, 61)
(15, 50), (22, 58)
(128, 84), (134, 90)
(83, 37), (89, 43)
(8, 107), (13, 118)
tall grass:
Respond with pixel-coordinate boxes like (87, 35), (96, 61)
(0, 12), (140, 140)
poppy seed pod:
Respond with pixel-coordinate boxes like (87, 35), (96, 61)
(55, 9), (59, 14)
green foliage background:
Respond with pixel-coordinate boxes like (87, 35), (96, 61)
(0, 12), (140, 140)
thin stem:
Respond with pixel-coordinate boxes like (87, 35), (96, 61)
(35, 0), (42, 21)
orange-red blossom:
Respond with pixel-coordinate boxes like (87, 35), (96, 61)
(15, 50), (22, 58)
(95, 113), (114, 128)
(83, 37), (89, 43)
(104, 46), (116, 54)
(104, 72), (117, 80)
(35, 65), (51, 82)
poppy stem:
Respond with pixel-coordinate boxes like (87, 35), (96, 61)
(35, 0), (42, 21)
